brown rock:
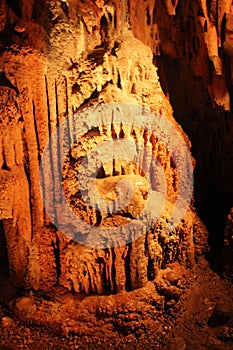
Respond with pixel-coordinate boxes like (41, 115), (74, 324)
(208, 303), (233, 327)
(1, 316), (14, 328)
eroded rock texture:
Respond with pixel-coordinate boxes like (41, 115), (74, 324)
(140, 0), (233, 254)
(0, 0), (208, 296)
(2, 0), (233, 342)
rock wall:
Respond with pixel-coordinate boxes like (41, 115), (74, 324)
(0, 0), (212, 295)
(136, 0), (233, 254)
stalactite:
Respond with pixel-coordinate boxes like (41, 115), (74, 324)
(0, 0), (209, 299)
(4, 219), (29, 287)
(19, 89), (44, 231)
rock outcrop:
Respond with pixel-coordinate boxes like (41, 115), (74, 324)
(0, 0), (208, 295)
(2, 0), (233, 344)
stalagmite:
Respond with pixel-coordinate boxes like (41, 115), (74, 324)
(2, 1), (232, 348)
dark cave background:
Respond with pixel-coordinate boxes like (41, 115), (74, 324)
(157, 52), (233, 264)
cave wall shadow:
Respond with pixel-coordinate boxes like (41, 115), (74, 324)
(156, 54), (233, 269)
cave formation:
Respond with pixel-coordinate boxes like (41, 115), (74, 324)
(1, 0), (233, 349)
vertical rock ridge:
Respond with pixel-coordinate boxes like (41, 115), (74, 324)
(0, 0), (209, 294)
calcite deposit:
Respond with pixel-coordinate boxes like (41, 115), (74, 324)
(0, 0), (203, 293)
(0, 0), (233, 349)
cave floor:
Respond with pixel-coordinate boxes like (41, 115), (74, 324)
(1, 258), (233, 350)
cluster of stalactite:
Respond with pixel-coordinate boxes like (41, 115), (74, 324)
(0, 0), (210, 294)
